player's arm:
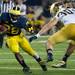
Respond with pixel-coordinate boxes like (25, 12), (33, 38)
(0, 14), (7, 34)
(29, 17), (58, 42)
(38, 17), (58, 35)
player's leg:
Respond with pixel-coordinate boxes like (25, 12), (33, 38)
(46, 26), (69, 62)
(62, 42), (75, 63)
(20, 36), (47, 71)
(52, 41), (75, 68)
(50, 24), (75, 68)
(62, 24), (75, 62)
(6, 36), (31, 73)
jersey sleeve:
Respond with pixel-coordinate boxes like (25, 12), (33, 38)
(21, 17), (28, 28)
(0, 13), (9, 23)
(55, 12), (63, 21)
(55, 8), (66, 21)
(15, 16), (28, 28)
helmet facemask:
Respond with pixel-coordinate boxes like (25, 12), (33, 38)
(10, 14), (20, 21)
(9, 6), (21, 22)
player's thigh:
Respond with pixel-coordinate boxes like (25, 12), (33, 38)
(20, 37), (37, 56)
(48, 28), (68, 45)
(6, 37), (19, 53)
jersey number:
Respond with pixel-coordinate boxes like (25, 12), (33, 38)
(5, 24), (19, 34)
(58, 9), (74, 17)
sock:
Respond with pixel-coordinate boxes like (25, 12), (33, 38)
(33, 55), (47, 71)
(33, 55), (41, 62)
(62, 53), (70, 62)
(15, 53), (28, 68)
(47, 49), (53, 56)
(47, 49), (53, 61)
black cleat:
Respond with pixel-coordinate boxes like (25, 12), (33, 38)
(23, 67), (32, 73)
(39, 61), (47, 71)
(52, 61), (67, 68)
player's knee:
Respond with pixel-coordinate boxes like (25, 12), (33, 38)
(12, 51), (20, 54)
(47, 37), (55, 46)
(10, 48), (19, 53)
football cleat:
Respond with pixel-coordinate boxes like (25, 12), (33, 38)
(39, 61), (47, 71)
(23, 67), (32, 73)
(52, 61), (67, 68)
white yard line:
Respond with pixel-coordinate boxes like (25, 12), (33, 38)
(28, 35), (49, 38)
(0, 50), (68, 55)
(0, 59), (75, 62)
(0, 52), (74, 56)
(0, 67), (75, 71)
(32, 41), (46, 43)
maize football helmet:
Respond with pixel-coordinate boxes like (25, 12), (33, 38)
(9, 6), (21, 22)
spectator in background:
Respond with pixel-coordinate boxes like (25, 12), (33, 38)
(34, 15), (45, 33)
(14, 0), (26, 16)
(42, 0), (52, 18)
(0, 0), (14, 48)
(0, 0), (14, 14)
(26, 7), (35, 34)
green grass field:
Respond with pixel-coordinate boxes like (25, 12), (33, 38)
(0, 35), (75, 75)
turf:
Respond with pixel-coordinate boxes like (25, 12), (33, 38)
(0, 35), (75, 75)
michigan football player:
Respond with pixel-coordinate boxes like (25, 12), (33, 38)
(0, 6), (47, 73)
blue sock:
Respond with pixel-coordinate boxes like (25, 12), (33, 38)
(47, 49), (53, 61)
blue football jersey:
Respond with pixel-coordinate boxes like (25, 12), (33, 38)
(0, 13), (27, 36)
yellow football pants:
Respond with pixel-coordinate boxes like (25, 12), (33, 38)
(6, 33), (37, 56)
(48, 24), (75, 45)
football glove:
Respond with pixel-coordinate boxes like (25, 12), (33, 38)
(29, 35), (37, 42)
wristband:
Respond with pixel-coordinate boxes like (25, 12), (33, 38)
(35, 33), (40, 38)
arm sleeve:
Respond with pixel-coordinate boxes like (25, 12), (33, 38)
(14, 17), (28, 28)
(55, 9), (65, 21)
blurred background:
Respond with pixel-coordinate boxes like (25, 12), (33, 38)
(0, 0), (75, 35)
(0, 1), (75, 75)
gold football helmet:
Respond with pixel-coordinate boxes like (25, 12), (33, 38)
(50, 2), (63, 16)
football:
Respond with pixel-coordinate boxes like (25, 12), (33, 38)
(0, 23), (7, 33)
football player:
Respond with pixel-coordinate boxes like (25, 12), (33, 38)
(0, 6), (47, 73)
(29, 1), (75, 68)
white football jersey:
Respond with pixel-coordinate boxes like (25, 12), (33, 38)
(55, 8), (75, 25)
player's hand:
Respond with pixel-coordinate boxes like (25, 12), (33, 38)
(29, 35), (37, 42)
(0, 24), (7, 34)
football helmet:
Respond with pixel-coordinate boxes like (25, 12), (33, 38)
(9, 6), (21, 22)
(50, 2), (63, 16)
(9, 6), (21, 15)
